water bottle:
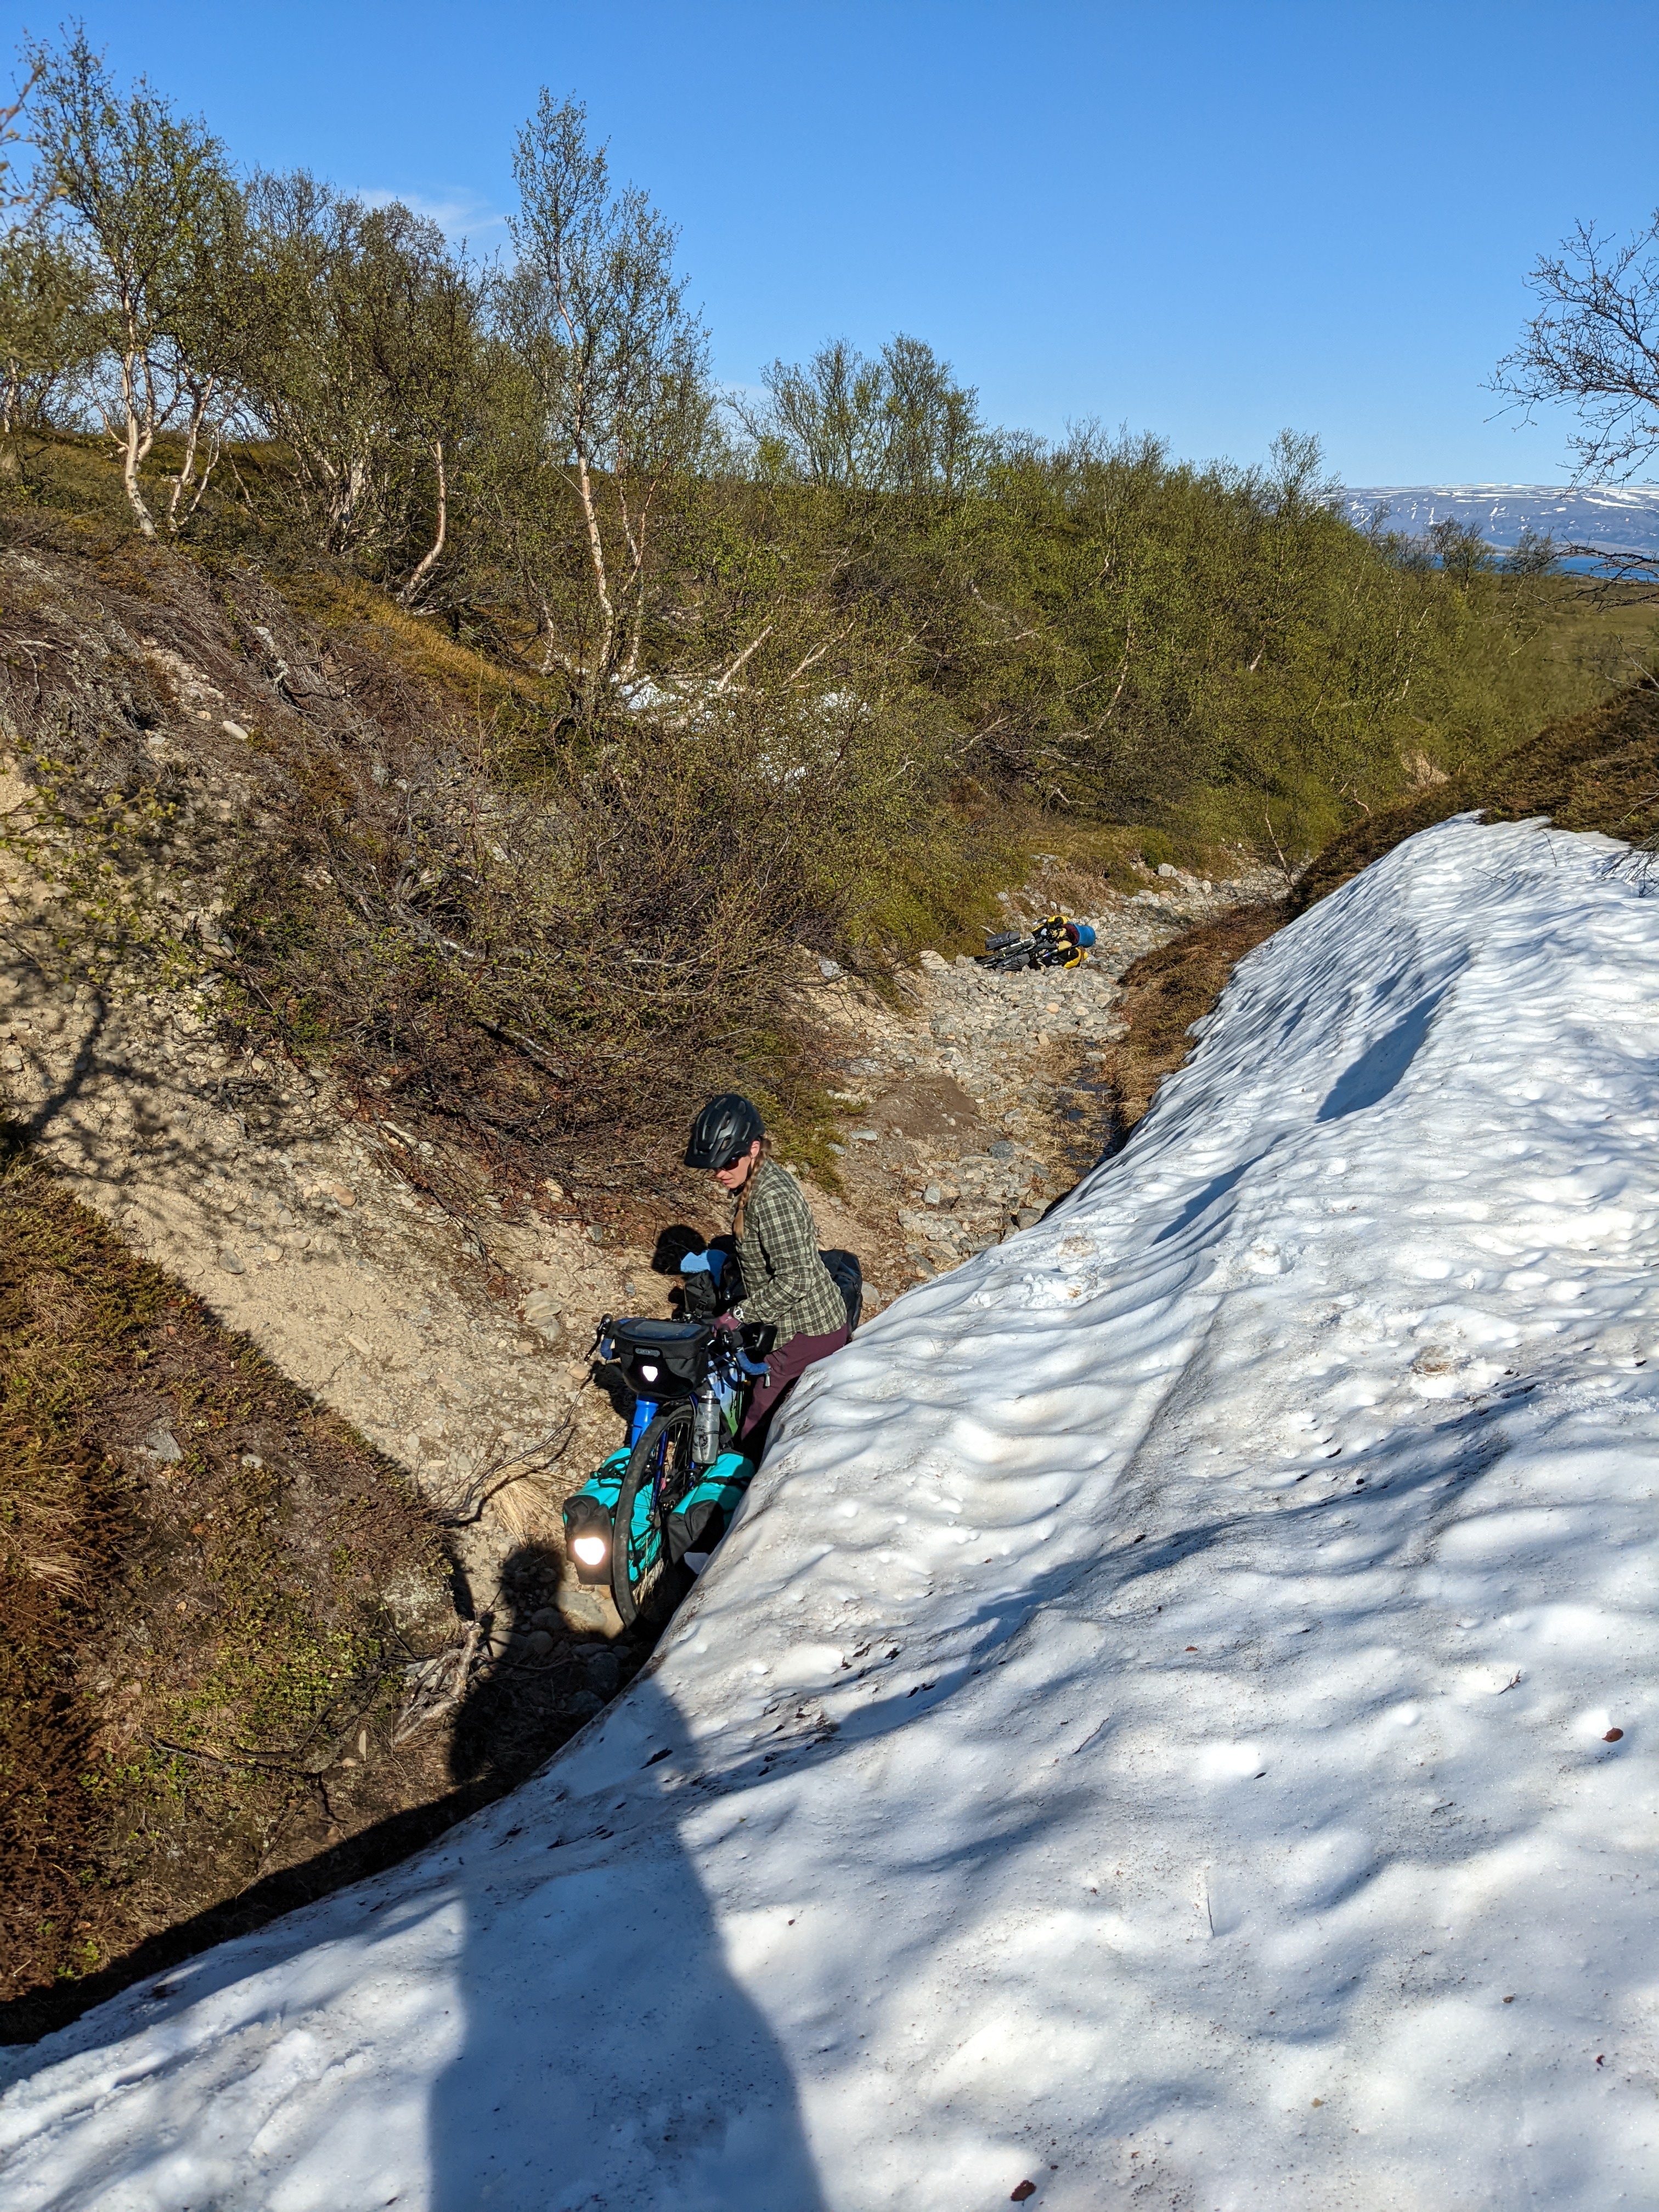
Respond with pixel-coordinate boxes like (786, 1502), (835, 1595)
(693, 1386), (721, 1467)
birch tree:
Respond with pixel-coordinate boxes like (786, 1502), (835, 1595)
(242, 176), (484, 595)
(0, 225), (95, 471)
(750, 334), (984, 496)
(25, 30), (248, 535)
(1494, 215), (1659, 479)
(500, 93), (710, 710)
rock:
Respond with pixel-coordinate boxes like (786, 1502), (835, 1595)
(1156, 861), (1178, 878)
(543, 1179), (564, 1201)
(565, 1689), (603, 1719)
(923, 1184), (942, 1206)
(585, 1649), (620, 1695)
(522, 1290), (565, 1344)
(531, 1607), (559, 1630)
(142, 1423), (183, 1462)
(525, 1629), (554, 1657)
(917, 950), (949, 974)
(557, 1587), (611, 1632)
(988, 1140), (1015, 1160)
(240, 1451), (265, 1469)
(817, 956), (843, 980)
(217, 1246), (245, 1274)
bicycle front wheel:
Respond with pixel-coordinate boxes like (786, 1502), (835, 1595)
(611, 1403), (696, 1627)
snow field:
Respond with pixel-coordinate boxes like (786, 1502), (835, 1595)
(2, 814), (1656, 2209)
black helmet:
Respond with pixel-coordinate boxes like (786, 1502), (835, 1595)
(685, 1092), (764, 1170)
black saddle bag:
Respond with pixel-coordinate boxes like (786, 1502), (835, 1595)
(819, 1248), (862, 1334)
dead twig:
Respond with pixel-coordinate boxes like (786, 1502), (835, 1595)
(427, 1413), (578, 1529)
(1262, 806), (1295, 887)
(391, 1620), (483, 1746)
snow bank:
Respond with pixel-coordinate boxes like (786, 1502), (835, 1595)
(4, 816), (1656, 2211)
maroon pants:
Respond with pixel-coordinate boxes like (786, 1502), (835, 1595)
(737, 1322), (849, 1457)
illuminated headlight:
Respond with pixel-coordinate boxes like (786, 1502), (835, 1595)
(572, 1534), (609, 1567)
(640, 1364), (659, 1383)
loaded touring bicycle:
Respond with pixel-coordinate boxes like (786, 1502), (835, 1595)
(564, 1313), (771, 1626)
(563, 1246), (861, 1625)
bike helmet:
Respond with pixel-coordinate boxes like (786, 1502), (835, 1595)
(685, 1092), (764, 1170)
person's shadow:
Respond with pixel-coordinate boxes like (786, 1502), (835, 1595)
(427, 1673), (826, 2210)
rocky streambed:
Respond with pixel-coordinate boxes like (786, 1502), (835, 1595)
(804, 862), (1284, 1305)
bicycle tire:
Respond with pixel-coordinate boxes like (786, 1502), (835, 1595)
(611, 1403), (697, 1627)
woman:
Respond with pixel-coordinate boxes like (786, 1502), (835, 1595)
(684, 1093), (849, 1453)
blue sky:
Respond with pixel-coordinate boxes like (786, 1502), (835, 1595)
(17, 1), (1659, 485)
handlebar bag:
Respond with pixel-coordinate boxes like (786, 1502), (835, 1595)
(819, 1248), (862, 1333)
(607, 1318), (713, 1399)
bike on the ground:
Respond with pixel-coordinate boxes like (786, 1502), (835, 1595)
(975, 912), (1097, 973)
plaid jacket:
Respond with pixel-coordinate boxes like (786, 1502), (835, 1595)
(733, 1159), (847, 1345)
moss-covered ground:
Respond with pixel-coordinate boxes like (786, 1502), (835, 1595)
(0, 1133), (469, 2042)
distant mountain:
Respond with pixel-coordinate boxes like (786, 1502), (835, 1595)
(1342, 483), (1659, 555)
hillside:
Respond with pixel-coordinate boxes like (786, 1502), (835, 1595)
(1290, 671), (1659, 910)
(4, 814), (1653, 2208)
(1091, 669), (1659, 1142)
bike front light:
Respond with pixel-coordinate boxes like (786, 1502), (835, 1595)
(571, 1533), (609, 1568)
